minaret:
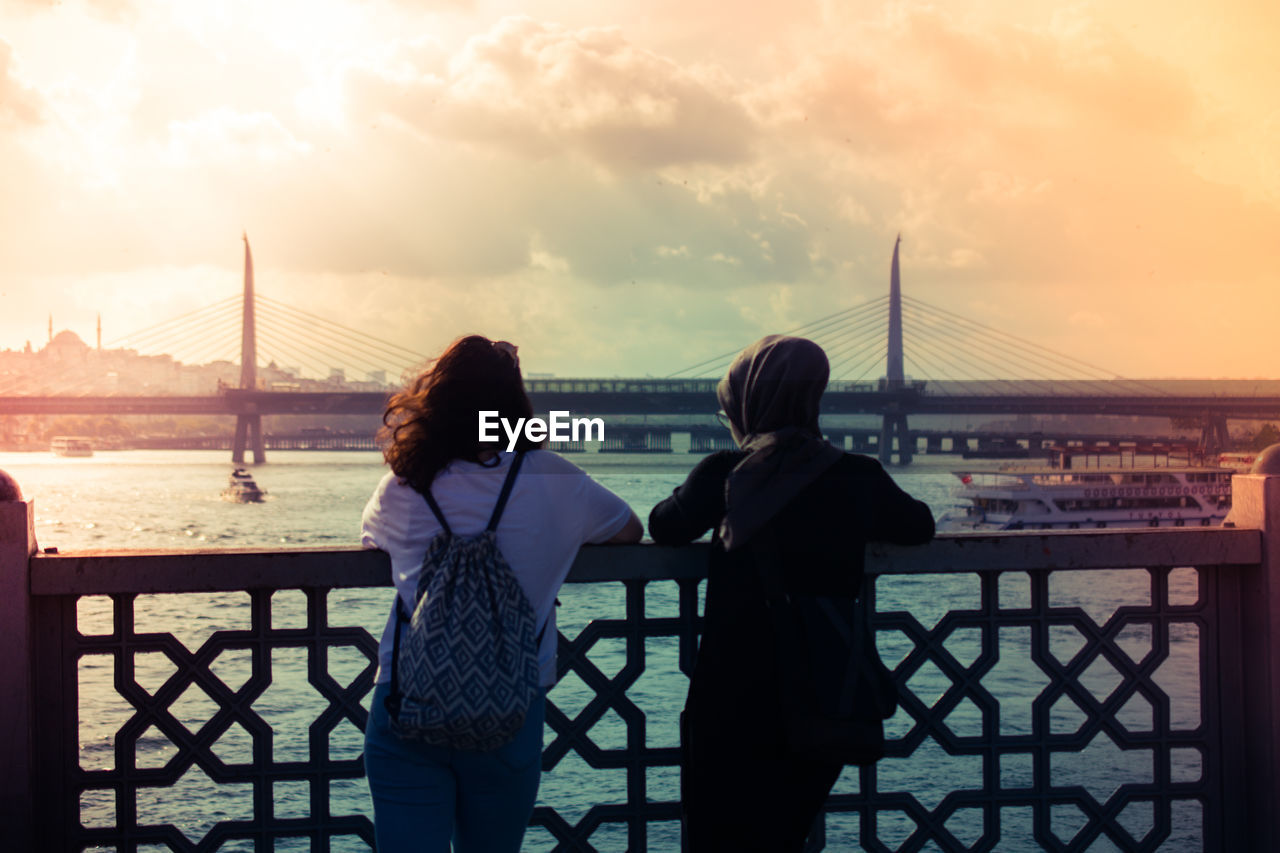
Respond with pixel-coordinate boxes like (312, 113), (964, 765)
(47, 314), (52, 344)
(96, 313), (102, 352)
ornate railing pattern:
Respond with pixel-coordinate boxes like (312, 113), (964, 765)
(8, 515), (1279, 851)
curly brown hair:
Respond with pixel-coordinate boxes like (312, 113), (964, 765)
(379, 335), (541, 494)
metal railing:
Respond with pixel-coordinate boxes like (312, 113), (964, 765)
(3, 475), (1280, 851)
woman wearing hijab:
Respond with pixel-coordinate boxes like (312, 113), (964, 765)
(648, 335), (934, 852)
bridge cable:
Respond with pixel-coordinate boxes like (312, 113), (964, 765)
(255, 305), (414, 379)
(900, 299), (1097, 386)
(901, 295), (1170, 395)
(106, 300), (242, 355)
(258, 308), (418, 376)
(900, 318), (1074, 397)
(825, 333), (891, 381)
(662, 303), (878, 375)
(256, 315), (399, 380)
(665, 298), (888, 377)
(900, 302), (1136, 397)
(849, 344), (891, 384)
(900, 335), (1011, 396)
(900, 348), (1002, 398)
(805, 304), (890, 353)
(255, 301), (425, 377)
(901, 309), (1061, 395)
(178, 328), (243, 368)
(256, 295), (429, 364)
(254, 332), (342, 382)
(819, 313), (891, 372)
(256, 310), (394, 376)
(900, 297), (1122, 383)
(103, 296), (240, 349)
(156, 314), (242, 364)
(256, 294), (430, 364)
(903, 318), (1116, 395)
(826, 320), (892, 375)
(829, 338), (890, 381)
(255, 325), (365, 382)
(820, 309), (891, 367)
(900, 301), (1118, 394)
(683, 303), (892, 381)
(111, 315), (241, 367)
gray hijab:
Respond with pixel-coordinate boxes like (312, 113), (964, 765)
(716, 335), (843, 551)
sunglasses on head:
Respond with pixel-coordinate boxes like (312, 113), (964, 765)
(492, 340), (519, 365)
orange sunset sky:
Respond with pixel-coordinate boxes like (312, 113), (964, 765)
(1, 0), (1277, 380)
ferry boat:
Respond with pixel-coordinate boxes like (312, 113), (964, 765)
(50, 436), (94, 457)
(221, 468), (266, 503)
(938, 444), (1236, 532)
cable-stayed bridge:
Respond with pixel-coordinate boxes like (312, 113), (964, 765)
(2, 237), (1277, 464)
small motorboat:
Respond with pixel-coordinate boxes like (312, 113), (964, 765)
(221, 468), (266, 503)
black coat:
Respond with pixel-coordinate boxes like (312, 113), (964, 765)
(648, 450), (935, 721)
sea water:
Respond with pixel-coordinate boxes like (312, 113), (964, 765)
(2, 449), (1201, 851)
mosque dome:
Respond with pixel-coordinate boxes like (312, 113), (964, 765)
(49, 330), (90, 350)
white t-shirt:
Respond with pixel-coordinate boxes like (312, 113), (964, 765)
(362, 449), (633, 687)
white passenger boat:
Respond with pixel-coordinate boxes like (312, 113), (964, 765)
(221, 468), (266, 503)
(50, 436), (94, 457)
(938, 444), (1235, 532)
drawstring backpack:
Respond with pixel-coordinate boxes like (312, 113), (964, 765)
(385, 452), (544, 750)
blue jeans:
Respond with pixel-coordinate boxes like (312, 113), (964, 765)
(364, 681), (545, 853)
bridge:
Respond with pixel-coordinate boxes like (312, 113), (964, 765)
(3, 236), (1276, 463)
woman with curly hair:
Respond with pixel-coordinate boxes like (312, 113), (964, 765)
(361, 335), (641, 852)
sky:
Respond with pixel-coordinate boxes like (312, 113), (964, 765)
(1, 0), (1277, 380)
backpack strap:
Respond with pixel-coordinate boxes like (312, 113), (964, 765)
(385, 596), (408, 720)
(486, 451), (526, 531)
(421, 490), (452, 536)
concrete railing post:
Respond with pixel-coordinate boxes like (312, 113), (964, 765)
(1226, 457), (1280, 849)
(0, 472), (37, 848)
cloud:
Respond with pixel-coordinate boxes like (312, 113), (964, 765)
(347, 16), (756, 172)
(0, 39), (44, 126)
(8, 0), (137, 22)
(735, 6), (1279, 290)
(163, 108), (313, 165)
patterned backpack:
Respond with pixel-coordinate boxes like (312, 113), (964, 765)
(385, 451), (542, 750)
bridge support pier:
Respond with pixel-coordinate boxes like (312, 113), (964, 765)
(232, 414), (266, 465)
(849, 431), (876, 453)
(879, 413), (912, 466)
(1200, 415), (1231, 455)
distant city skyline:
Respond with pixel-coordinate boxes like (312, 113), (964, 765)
(0, 324), (398, 396)
(2, 1), (1277, 379)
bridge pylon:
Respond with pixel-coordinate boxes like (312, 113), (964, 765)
(879, 235), (912, 465)
(1198, 414), (1231, 457)
(232, 234), (266, 465)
